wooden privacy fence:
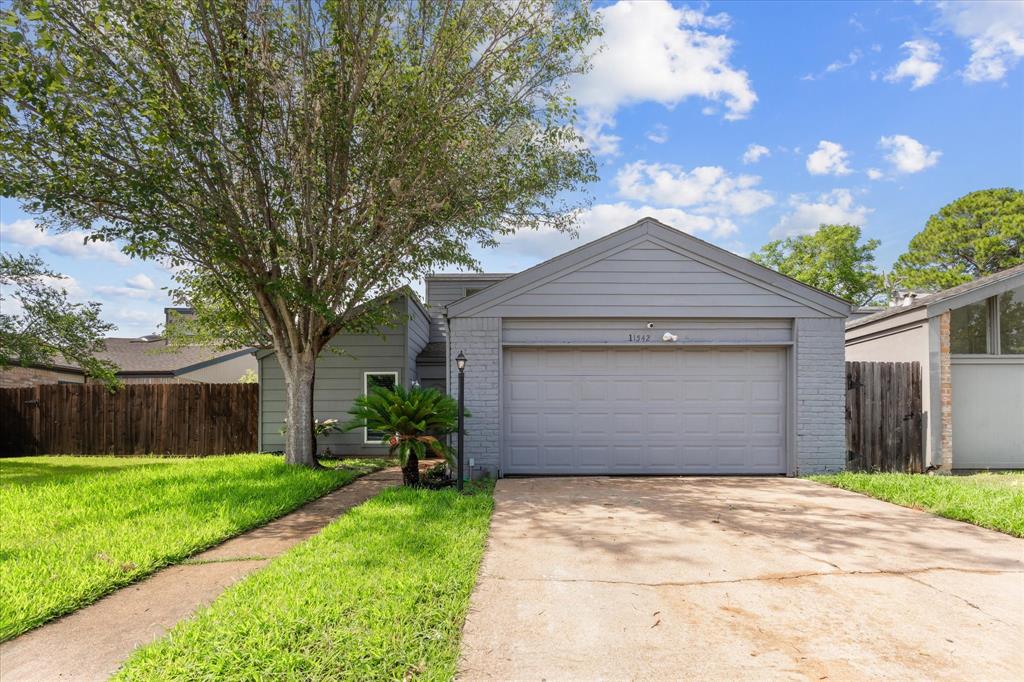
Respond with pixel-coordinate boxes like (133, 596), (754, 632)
(845, 361), (923, 473)
(0, 383), (258, 456)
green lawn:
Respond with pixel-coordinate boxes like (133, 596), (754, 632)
(809, 471), (1024, 537)
(0, 455), (389, 641)
(116, 482), (495, 682)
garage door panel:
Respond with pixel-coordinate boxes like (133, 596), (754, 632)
(503, 347), (787, 474)
(751, 380), (783, 402)
(752, 413), (783, 435)
(718, 413), (748, 434)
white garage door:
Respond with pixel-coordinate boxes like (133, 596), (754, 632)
(503, 347), (787, 474)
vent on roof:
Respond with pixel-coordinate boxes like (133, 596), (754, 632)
(890, 291), (923, 308)
(136, 334), (164, 343)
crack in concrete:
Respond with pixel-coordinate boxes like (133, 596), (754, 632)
(901, 573), (1017, 628)
(489, 566), (1024, 591)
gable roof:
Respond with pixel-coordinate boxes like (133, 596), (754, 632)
(846, 262), (1024, 330)
(446, 217), (852, 318)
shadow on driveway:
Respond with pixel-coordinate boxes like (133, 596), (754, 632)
(458, 476), (1024, 681)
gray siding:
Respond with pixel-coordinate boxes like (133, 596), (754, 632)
(406, 296), (431, 384)
(425, 276), (509, 341)
(502, 318), (792, 345)
(457, 242), (829, 319)
(795, 318), (846, 473)
(259, 302), (411, 456)
(951, 358), (1024, 469)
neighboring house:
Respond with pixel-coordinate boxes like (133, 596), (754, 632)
(846, 264), (1024, 471)
(0, 308), (256, 387)
(257, 288), (432, 456)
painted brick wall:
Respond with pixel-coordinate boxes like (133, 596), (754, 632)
(938, 310), (953, 469)
(448, 317), (502, 478)
(795, 317), (847, 473)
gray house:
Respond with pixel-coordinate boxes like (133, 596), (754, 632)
(257, 290), (432, 456)
(846, 264), (1024, 471)
(258, 218), (851, 473)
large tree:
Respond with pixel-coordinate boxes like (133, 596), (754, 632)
(0, 254), (118, 386)
(893, 188), (1024, 291)
(0, 0), (600, 466)
(751, 224), (885, 305)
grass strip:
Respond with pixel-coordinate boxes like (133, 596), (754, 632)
(0, 454), (389, 640)
(116, 482), (495, 681)
(808, 471), (1024, 537)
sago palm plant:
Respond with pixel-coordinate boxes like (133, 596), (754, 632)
(344, 384), (464, 486)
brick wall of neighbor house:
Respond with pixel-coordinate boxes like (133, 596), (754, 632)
(938, 310), (953, 469)
(0, 365), (84, 387)
(795, 317), (846, 473)
(448, 317), (501, 478)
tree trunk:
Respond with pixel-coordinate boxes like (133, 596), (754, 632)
(283, 354), (320, 468)
(402, 451), (420, 486)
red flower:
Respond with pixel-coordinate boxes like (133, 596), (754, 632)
(388, 435), (399, 447)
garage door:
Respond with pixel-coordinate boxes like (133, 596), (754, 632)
(503, 347), (787, 474)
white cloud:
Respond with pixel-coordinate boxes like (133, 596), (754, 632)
(937, 1), (1024, 82)
(773, 189), (872, 237)
(577, 111), (622, 157)
(614, 162), (775, 218)
(646, 124), (669, 144)
(0, 219), (130, 265)
(806, 140), (853, 176)
(879, 134), (942, 173)
(742, 144), (771, 164)
(866, 168), (885, 181)
(802, 50), (862, 81)
(94, 272), (166, 302)
(885, 39), (942, 89)
(572, 0), (756, 155)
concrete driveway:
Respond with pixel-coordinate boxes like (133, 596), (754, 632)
(458, 477), (1024, 681)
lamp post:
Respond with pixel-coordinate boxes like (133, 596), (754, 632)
(455, 351), (467, 491)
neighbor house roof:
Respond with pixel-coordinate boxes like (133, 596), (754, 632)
(95, 339), (253, 375)
(41, 339), (254, 376)
(846, 263), (1024, 330)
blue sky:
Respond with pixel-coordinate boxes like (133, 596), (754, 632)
(2, 0), (1023, 336)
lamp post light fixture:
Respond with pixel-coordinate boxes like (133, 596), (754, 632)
(455, 351), (467, 491)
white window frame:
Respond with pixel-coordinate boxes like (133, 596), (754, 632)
(362, 371), (399, 444)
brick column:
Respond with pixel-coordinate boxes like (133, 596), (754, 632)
(795, 317), (847, 474)
(938, 310), (954, 470)
(448, 317), (501, 478)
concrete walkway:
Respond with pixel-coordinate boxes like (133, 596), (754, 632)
(0, 468), (401, 682)
(458, 477), (1024, 681)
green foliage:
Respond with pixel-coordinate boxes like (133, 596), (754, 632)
(115, 483), (495, 681)
(237, 368), (258, 384)
(751, 224), (884, 305)
(809, 472), (1024, 537)
(893, 188), (1024, 291)
(0, 455), (389, 641)
(345, 385), (463, 484)
(0, 0), (600, 464)
(0, 253), (119, 387)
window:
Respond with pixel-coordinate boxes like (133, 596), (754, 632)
(950, 300), (989, 354)
(464, 287), (482, 297)
(999, 285), (1024, 355)
(363, 372), (398, 443)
